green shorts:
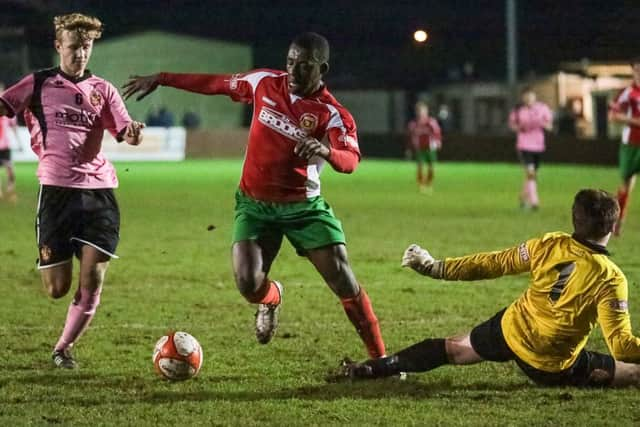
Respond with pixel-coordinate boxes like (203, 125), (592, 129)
(417, 148), (437, 164)
(619, 144), (640, 180)
(232, 190), (346, 254)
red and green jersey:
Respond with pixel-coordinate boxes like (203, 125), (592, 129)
(158, 69), (361, 202)
(407, 116), (441, 151)
(610, 83), (640, 146)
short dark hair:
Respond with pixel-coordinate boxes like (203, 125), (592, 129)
(572, 189), (619, 239)
(291, 32), (330, 63)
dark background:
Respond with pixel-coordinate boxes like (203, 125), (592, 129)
(1, 0), (637, 89)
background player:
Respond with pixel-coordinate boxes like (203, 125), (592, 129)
(608, 57), (640, 236)
(0, 13), (144, 368)
(334, 189), (640, 387)
(0, 82), (19, 202)
(407, 101), (442, 193)
(122, 32), (386, 359)
(509, 87), (552, 210)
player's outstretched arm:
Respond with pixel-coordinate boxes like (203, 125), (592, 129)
(402, 242), (531, 281)
(122, 74), (160, 101)
(122, 121), (145, 146)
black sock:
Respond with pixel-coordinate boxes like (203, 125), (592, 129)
(363, 338), (448, 377)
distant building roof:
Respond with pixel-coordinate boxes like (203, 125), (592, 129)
(560, 61), (632, 78)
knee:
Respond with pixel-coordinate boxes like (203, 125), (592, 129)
(43, 276), (72, 299)
(444, 337), (468, 363)
(444, 338), (459, 361)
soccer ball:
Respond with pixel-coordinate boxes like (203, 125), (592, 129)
(152, 331), (203, 381)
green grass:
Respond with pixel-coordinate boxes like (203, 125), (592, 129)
(1, 159), (640, 426)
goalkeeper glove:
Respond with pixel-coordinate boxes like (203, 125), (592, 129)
(401, 244), (444, 278)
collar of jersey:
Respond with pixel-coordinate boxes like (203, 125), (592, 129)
(56, 67), (92, 83)
(571, 233), (610, 256)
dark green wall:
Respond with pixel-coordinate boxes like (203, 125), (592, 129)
(83, 31), (252, 128)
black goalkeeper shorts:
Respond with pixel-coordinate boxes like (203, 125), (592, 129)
(470, 308), (615, 387)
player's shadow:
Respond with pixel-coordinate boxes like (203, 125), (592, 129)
(142, 377), (534, 404)
(3, 371), (535, 406)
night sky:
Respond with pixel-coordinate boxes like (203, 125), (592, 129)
(2, 0), (637, 89)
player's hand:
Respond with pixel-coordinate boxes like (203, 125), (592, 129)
(124, 121), (145, 145)
(402, 244), (437, 276)
(294, 137), (330, 160)
(122, 74), (160, 101)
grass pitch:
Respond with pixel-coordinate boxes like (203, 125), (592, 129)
(1, 159), (639, 426)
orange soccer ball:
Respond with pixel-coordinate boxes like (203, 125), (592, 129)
(152, 331), (203, 381)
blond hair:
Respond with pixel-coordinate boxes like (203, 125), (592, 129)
(54, 13), (103, 42)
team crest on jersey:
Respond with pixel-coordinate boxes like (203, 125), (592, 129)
(299, 113), (318, 133)
(90, 90), (103, 107)
(40, 245), (52, 262)
(54, 80), (65, 87)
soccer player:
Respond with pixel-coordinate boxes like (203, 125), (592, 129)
(407, 101), (442, 193)
(0, 83), (19, 201)
(0, 13), (145, 368)
(508, 87), (552, 210)
(608, 57), (640, 236)
(122, 32), (386, 359)
(334, 189), (640, 387)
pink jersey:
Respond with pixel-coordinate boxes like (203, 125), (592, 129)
(159, 69), (360, 203)
(609, 83), (640, 146)
(509, 102), (552, 152)
(0, 67), (132, 188)
(0, 115), (17, 150)
(407, 117), (441, 150)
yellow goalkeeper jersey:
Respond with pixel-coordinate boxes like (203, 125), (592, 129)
(442, 232), (640, 372)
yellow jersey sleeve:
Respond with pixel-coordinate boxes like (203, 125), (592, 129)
(442, 240), (535, 281)
(597, 276), (640, 363)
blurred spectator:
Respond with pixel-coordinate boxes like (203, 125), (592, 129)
(146, 106), (175, 127)
(556, 105), (576, 137)
(146, 108), (160, 126)
(182, 110), (201, 129)
(156, 106), (175, 127)
(0, 81), (18, 201)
